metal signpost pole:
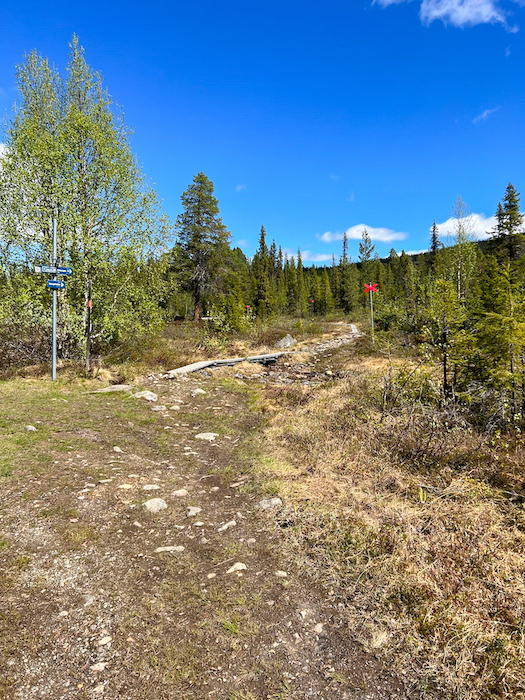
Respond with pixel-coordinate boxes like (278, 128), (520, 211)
(369, 283), (375, 345)
(52, 216), (57, 381)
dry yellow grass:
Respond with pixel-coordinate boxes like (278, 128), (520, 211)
(253, 357), (525, 699)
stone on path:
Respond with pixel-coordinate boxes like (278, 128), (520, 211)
(142, 484), (161, 491)
(113, 446), (123, 453)
(186, 506), (202, 517)
(151, 405), (167, 412)
(118, 484), (134, 490)
(94, 384), (134, 393)
(218, 520), (236, 532)
(25, 425), (37, 432)
(256, 497), (283, 510)
(169, 405), (181, 410)
(191, 388), (207, 396)
(143, 498), (167, 513)
(172, 488), (189, 498)
(98, 636), (112, 646)
(132, 390), (158, 402)
(195, 432), (219, 441)
(275, 570), (288, 578)
(90, 662), (108, 672)
(154, 545), (185, 553)
(226, 562), (247, 574)
(275, 334), (297, 349)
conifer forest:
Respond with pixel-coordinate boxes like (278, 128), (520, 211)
(1, 39), (524, 432)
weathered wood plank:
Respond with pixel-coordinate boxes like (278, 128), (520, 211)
(165, 352), (290, 377)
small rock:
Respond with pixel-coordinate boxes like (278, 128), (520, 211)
(275, 570), (288, 578)
(207, 572), (216, 579)
(193, 521), (205, 527)
(151, 405), (167, 412)
(98, 636), (112, 646)
(246, 538), (256, 545)
(226, 562), (247, 574)
(325, 370), (333, 376)
(143, 498), (167, 513)
(132, 390), (158, 402)
(154, 545), (185, 553)
(195, 432), (219, 441)
(142, 484), (161, 491)
(90, 662), (108, 672)
(172, 489), (189, 498)
(118, 484), (134, 490)
(169, 405), (181, 410)
(218, 520), (236, 532)
(95, 384), (133, 393)
(113, 446), (123, 453)
(210, 486), (220, 492)
(275, 334), (296, 349)
(58, 610), (69, 617)
(256, 497), (283, 510)
(313, 623), (324, 633)
(191, 388), (207, 396)
(84, 595), (95, 607)
(133, 521), (143, 528)
(25, 425), (37, 432)
(186, 506), (202, 517)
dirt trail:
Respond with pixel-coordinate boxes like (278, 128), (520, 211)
(0, 331), (410, 700)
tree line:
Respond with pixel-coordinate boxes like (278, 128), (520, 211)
(1, 37), (524, 428)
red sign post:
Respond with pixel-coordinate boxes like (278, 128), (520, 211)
(364, 283), (378, 344)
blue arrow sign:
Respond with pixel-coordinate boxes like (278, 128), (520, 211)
(56, 266), (73, 276)
(47, 280), (66, 290)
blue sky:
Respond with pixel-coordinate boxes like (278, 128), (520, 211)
(1, 0), (524, 262)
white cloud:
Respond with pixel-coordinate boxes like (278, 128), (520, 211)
(374, 0), (522, 30)
(236, 239), (250, 249)
(235, 184), (246, 192)
(283, 248), (333, 263)
(435, 212), (496, 240)
(472, 106), (501, 124)
(317, 224), (408, 244)
(0, 143), (7, 158)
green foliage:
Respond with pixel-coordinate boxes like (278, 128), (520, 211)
(0, 36), (170, 367)
(173, 172), (230, 321)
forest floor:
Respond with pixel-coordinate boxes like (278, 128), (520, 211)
(3, 321), (525, 700)
(0, 324), (409, 700)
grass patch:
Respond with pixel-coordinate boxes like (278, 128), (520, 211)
(250, 340), (525, 700)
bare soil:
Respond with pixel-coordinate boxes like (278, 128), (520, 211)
(0, 336), (409, 699)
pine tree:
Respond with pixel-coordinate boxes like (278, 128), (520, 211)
(429, 221), (441, 271)
(319, 267), (334, 314)
(296, 249), (307, 316)
(175, 172), (230, 321)
(252, 225), (274, 318)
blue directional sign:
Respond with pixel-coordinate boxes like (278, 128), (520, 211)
(47, 280), (66, 290)
(35, 265), (73, 275)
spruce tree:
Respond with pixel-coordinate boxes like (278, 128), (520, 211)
(175, 172), (230, 320)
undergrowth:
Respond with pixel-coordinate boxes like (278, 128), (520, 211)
(255, 340), (525, 700)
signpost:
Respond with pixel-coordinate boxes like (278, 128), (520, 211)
(364, 283), (378, 345)
(34, 216), (73, 380)
(47, 280), (66, 290)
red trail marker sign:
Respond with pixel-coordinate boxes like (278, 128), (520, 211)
(364, 283), (377, 343)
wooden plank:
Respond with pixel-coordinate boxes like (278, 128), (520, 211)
(166, 352), (290, 377)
